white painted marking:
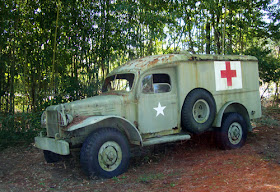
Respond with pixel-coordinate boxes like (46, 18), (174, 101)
(214, 61), (242, 91)
(153, 102), (166, 117)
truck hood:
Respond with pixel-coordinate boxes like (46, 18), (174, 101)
(47, 94), (125, 117)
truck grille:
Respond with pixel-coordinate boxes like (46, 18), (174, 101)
(46, 111), (60, 137)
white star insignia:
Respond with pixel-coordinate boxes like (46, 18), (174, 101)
(153, 102), (166, 117)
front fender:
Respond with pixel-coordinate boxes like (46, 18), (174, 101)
(67, 116), (143, 145)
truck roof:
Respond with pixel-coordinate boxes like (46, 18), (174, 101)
(110, 53), (258, 75)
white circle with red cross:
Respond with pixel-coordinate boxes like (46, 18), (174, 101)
(214, 61), (242, 91)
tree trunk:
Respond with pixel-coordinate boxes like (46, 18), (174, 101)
(52, 0), (60, 98)
(273, 82), (279, 106)
(239, 12), (243, 54)
(260, 83), (270, 100)
(206, 19), (211, 54)
(228, 1), (233, 54)
(187, 16), (195, 54)
(214, 14), (221, 54)
(10, 46), (15, 115)
(222, 1), (227, 55)
(0, 44), (2, 111)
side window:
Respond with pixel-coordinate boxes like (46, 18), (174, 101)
(142, 75), (153, 93)
(142, 73), (171, 94)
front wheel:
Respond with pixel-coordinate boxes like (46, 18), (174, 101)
(215, 113), (247, 150)
(80, 128), (130, 178)
(43, 150), (62, 163)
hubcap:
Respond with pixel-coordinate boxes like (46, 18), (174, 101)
(192, 99), (210, 123)
(228, 122), (243, 145)
(98, 141), (122, 172)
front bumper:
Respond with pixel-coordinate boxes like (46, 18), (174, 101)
(35, 136), (70, 155)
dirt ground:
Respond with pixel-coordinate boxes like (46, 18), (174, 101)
(1, 108), (280, 192)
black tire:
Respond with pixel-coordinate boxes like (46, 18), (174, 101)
(80, 128), (130, 178)
(215, 112), (247, 150)
(43, 150), (62, 163)
(181, 89), (216, 134)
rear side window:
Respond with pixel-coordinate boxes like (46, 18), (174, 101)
(142, 74), (171, 94)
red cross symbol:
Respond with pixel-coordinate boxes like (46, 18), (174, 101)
(220, 61), (237, 86)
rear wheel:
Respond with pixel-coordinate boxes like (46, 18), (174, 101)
(80, 128), (130, 178)
(216, 112), (247, 150)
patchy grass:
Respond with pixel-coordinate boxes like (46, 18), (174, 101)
(137, 173), (165, 183)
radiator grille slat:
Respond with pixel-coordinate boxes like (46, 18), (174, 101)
(46, 111), (59, 137)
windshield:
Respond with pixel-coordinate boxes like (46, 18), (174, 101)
(102, 73), (135, 92)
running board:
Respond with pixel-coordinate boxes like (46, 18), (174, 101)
(142, 133), (191, 147)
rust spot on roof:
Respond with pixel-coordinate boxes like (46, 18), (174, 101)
(110, 54), (178, 74)
(148, 58), (159, 66)
(148, 54), (175, 67)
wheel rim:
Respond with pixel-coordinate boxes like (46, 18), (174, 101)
(98, 141), (122, 172)
(228, 122), (243, 145)
(192, 99), (210, 123)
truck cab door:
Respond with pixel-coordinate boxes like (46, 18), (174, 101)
(137, 68), (178, 134)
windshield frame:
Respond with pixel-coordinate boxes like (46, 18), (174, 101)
(102, 72), (136, 93)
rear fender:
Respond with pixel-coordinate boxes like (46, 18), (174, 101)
(213, 102), (251, 131)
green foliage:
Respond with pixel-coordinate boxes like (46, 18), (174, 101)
(0, 0), (279, 148)
(0, 112), (42, 150)
(245, 45), (280, 84)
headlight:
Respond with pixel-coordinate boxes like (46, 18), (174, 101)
(57, 112), (73, 126)
(58, 111), (67, 126)
(41, 111), (47, 128)
(66, 114), (73, 124)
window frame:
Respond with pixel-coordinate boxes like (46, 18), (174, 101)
(141, 73), (172, 94)
(102, 73), (136, 93)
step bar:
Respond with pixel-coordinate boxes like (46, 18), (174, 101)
(142, 133), (191, 147)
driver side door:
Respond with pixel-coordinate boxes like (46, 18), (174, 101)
(137, 68), (178, 134)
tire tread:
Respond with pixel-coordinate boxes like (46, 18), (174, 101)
(80, 128), (130, 178)
(215, 112), (247, 150)
(181, 88), (216, 134)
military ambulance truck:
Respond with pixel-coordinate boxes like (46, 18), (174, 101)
(35, 53), (261, 178)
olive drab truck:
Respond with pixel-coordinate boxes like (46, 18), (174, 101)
(35, 53), (261, 178)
